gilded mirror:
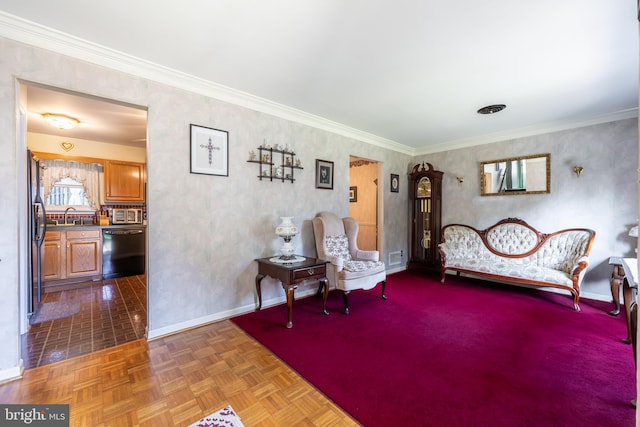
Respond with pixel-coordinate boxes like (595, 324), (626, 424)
(480, 153), (550, 196)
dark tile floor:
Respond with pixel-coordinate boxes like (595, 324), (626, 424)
(21, 274), (147, 369)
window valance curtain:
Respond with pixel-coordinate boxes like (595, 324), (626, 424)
(42, 159), (103, 210)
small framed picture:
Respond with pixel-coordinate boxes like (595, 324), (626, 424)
(190, 124), (229, 176)
(315, 159), (334, 189)
(349, 186), (357, 202)
(390, 174), (400, 193)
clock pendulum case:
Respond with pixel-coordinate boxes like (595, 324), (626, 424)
(408, 162), (443, 273)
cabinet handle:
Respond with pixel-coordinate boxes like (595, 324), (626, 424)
(307, 269), (314, 276)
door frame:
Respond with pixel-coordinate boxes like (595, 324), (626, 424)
(348, 156), (384, 255)
(15, 79), (150, 352)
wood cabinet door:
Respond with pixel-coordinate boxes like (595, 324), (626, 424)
(43, 238), (63, 280)
(66, 238), (101, 277)
(105, 160), (145, 202)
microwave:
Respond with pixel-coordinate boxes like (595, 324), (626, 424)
(111, 208), (143, 224)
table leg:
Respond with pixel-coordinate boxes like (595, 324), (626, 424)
(631, 300), (637, 408)
(632, 301), (637, 366)
(622, 277), (633, 344)
(320, 277), (329, 316)
(284, 284), (295, 329)
(609, 265), (623, 316)
(255, 274), (265, 310)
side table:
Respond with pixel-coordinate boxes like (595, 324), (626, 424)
(621, 257), (638, 407)
(255, 256), (329, 328)
(609, 256), (625, 317)
(622, 258), (638, 348)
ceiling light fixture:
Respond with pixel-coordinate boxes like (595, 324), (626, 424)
(42, 113), (79, 130)
(477, 104), (506, 115)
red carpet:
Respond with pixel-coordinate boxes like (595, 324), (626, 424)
(232, 271), (636, 426)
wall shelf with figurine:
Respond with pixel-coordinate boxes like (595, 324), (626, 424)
(247, 144), (303, 183)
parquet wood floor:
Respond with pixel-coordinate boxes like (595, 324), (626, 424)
(2, 320), (360, 426)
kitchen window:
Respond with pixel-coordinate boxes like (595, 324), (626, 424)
(42, 159), (102, 213)
(47, 177), (91, 208)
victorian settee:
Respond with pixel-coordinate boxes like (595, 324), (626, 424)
(438, 218), (596, 311)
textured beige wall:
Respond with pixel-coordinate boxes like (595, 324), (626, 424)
(416, 118), (638, 298)
(0, 35), (635, 377)
(0, 37), (412, 374)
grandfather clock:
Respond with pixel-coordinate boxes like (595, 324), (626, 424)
(408, 162), (443, 273)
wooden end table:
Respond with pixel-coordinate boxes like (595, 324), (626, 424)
(255, 256), (329, 328)
(609, 257), (625, 317)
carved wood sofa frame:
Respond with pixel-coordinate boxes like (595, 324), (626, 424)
(438, 218), (596, 311)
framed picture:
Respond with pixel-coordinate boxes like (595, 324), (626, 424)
(315, 159), (334, 189)
(390, 174), (400, 193)
(190, 124), (229, 176)
(349, 186), (357, 202)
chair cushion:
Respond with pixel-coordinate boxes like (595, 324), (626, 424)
(325, 235), (352, 261)
(339, 260), (386, 280)
(344, 260), (383, 273)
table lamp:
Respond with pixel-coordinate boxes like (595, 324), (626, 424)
(275, 217), (298, 260)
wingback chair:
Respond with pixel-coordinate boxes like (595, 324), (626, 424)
(312, 212), (387, 314)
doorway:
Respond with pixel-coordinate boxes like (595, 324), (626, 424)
(349, 156), (382, 252)
(17, 81), (148, 368)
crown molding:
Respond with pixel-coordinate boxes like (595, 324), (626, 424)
(0, 11), (415, 156)
(415, 108), (639, 156)
(1, 11), (635, 158)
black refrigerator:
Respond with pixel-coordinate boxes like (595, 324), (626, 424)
(27, 149), (47, 317)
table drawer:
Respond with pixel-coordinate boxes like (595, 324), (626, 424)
(293, 265), (326, 280)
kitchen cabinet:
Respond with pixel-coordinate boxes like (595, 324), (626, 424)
(43, 230), (63, 281)
(43, 228), (102, 288)
(105, 160), (146, 202)
(66, 229), (102, 278)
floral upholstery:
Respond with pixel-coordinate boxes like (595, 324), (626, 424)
(438, 219), (595, 311)
(325, 235), (352, 261)
(344, 260), (384, 273)
(312, 212), (387, 313)
(324, 234), (384, 274)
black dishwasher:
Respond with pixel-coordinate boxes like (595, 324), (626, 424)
(102, 228), (145, 279)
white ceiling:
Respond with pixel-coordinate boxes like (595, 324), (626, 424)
(25, 84), (148, 147)
(1, 1), (638, 154)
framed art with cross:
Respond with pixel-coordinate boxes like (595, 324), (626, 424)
(190, 124), (229, 176)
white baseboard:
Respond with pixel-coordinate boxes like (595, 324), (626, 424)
(386, 265), (406, 275)
(0, 362), (23, 385)
(147, 287), (321, 340)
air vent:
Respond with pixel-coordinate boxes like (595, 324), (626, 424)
(477, 104), (506, 114)
(388, 251), (402, 266)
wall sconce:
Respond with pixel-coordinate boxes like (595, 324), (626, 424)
(573, 166), (583, 177)
(42, 113), (79, 130)
(456, 177), (464, 186)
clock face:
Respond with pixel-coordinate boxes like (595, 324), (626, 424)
(417, 177), (431, 198)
